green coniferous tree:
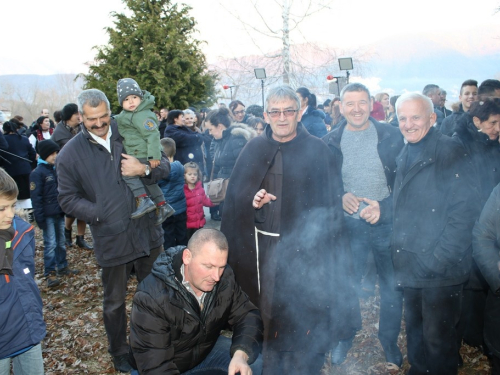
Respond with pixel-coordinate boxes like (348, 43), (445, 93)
(81, 0), (217, 113)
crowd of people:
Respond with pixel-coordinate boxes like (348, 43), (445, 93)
(0, 77), (500, 375)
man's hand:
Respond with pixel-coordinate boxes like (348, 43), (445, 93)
(149, 159), (160, 168)
(253, 189), (276, 209)
(359, 198), (381, 225)
(342, 192), (363, 215)
(121, 154), (146, 177)
(228, 350), (252, 375)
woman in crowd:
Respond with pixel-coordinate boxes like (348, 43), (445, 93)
(375, 92), (392, 122)
(29, 116), (53, 151)
(296, 87), (327, 138)
(163, 110), (204, 167)
(453, 97), (500, 366)
(1, 121), (36, 209)
(204, 107), (256, 216)
(229, 100), (250, 124)
(247, 117), (266, 136)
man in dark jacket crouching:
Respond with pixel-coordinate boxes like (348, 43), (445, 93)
(130, 228), (263, 375)
(392, 93), (478, 375)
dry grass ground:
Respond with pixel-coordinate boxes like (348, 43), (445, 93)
(32, 222), (493, 374)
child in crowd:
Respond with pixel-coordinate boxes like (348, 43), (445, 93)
(184, 162), (214, 240)
(29, 140), (78, 288)
(115, 78), (174, 224)
(158, 138), (188, 249)
(0, 168), (46, 374)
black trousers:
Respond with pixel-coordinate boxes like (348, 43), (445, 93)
(404, 284), (463, 375)
(101, 246), (162, 356)
(162, 212), (188, 250)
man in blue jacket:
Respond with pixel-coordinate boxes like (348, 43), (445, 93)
(56, 89), (170, 372)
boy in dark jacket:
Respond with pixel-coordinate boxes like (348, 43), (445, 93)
(0, 168), (46, 373)
(29, 140), (78, 287)
(159, 138), (188, 249)
(115, 78), (174, 224)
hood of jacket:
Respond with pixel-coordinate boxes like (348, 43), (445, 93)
(222, 123), (257, 142)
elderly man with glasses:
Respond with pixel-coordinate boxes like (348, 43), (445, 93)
(221, 85), (361, 374)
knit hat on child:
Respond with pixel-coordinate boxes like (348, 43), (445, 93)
(37, 140), (60, 161)
(117, 78), (143, 107)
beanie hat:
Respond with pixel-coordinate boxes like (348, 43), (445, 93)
(37, 139), (60, 161)
(117, 78), (143, 106)
(61, 103), (79, 121)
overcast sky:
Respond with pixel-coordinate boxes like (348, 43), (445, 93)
(1, 0), (499, 76)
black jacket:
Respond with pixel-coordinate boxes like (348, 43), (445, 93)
(440, 103), (466, 137)
(452, 113), (500, 290)
(301, 106), (327, 138)
(211, 124), (255, 179)
(130, 246), (263, 374)
(29, 161), (63, 230)
(392, 128), (478, 288)
(56, 121), (169, 267)
(51, 121), (80, 149)
(473, 183), (500, 295)
(163, 125), (203, 167)
(323, 118), (404, 224)
(2, 133), (36, 176)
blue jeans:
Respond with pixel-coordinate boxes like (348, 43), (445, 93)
(43, 215), (67, 275)
(131, 336), (262, 375)
(344, 217), (403, 349)
(0, 343), (44, 375)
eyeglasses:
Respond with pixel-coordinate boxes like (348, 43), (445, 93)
(267, 109), (299, 118)
(233, 110), (245, 116)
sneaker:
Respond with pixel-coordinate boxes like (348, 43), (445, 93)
(76, 235), (93, 250)
(57, 267), (80, 276)
(112, 354), (132, 373)
(46, 272), (60, 288)
(155, 203), (175, 226)
(131, 197), (156, 219)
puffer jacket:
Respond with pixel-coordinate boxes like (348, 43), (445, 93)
(0, 216), (46, 359)
(211, 124), (255, 179)
(130, 246), (263, 374)
(300, 105), (327, 138)
(158, 161), (186, 215)
(115, 91), (162, 161)
(392, 127), (479, 288)
(184, 181), (213, 229)
(29, 160), (64, 230)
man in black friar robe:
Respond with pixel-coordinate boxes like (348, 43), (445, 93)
(221, 86), (361, 374)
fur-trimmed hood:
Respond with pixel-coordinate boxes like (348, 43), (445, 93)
(226, 122), (257, 141)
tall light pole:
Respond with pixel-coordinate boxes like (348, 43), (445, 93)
(254, 68), (266, 109)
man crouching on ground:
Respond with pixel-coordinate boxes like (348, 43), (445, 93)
(130, 228), (263, 374)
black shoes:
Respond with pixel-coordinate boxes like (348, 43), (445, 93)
(112, 354), (132, 373)
(382, 342), (403, 367)
(76, 235), (93, 250)
(211, 213), (221, 221)
(131, 197), (156, 219)
(65, 228), (73, 247)
(46, 272), (60, 288)
(57, 267), (80, 277)
(155, 203), (175, 226)
(331, 336), (354, 365)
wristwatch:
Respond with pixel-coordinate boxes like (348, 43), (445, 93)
(144, 164), (151, 176)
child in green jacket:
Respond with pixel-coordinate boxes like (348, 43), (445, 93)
(115, 78), (174, 225)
